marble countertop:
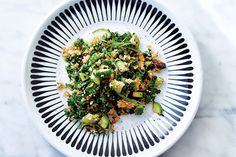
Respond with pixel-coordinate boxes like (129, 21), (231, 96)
(0, 0), (236, 156)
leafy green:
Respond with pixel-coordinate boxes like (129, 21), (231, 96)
(74, 38), (84, 47)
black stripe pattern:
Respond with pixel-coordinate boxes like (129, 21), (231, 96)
(28, 0), (194, 156)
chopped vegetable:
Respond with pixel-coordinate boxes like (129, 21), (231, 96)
(90, 74), (100, 85)
(92, 28), (111, 39)
(110, 80), (125, 94)
(130, 33), (140, 47)
(81, 113), (100, 125)
(93, 69), (113, 78)
(132, 92), (143, 98)
(135, 106), (144, 115)
(98, 115), (109, 129)
(156, 77), (164, 89)
(79, 73), (89, 81)
(116, 60), (129, 72)
(152, 102), (163, 115)
(60, 29), (166, 133)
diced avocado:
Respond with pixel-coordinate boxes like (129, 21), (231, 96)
(93, 69), (113, 78)
(110, 80), (125, 94)
(135, 106), (144, 115)
(79, 73), (89, 81)
(98, 115), (109, 129)
(145, 61), (152, 67)
(152, 102), (163, 115)
(79, 64), (89, 73)
(132, 92), (143, 98)
(130, 33), (140, 47)
(81, 113), (100, 125)
(155, 77), (164, 89)
(116, 60), (129, 72)
(91, 74), (100, 85)
(92, 28), (111, 39)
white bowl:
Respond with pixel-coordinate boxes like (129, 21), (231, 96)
(22, 0), (202, 156)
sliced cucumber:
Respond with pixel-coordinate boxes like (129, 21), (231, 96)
(134, 106), (144, 115)
(152, 102), (163, 115)
(98, 115), (109, 129)
(92, 28), (111, 39)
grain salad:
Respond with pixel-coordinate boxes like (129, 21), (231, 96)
(57, 29), (166, 133)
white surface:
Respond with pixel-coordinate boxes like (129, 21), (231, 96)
(0, 0), (236, 157)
